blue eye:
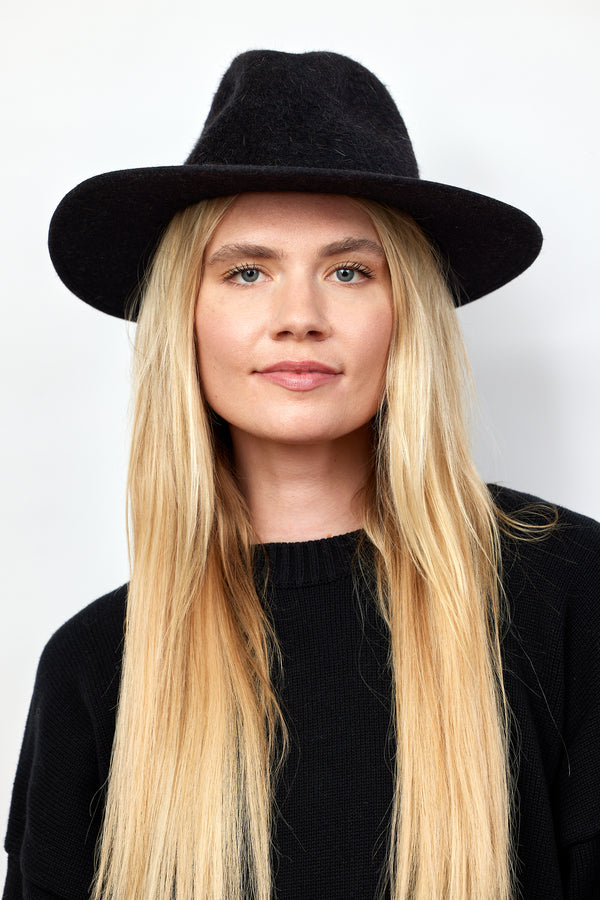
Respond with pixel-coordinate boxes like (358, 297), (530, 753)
(332, 263), (373, 282)
(223, 265), (265, 285)
(335, 268), (356, 282)
(240, 268), (260, 283)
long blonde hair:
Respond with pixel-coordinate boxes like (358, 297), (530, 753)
(92, 194), (514, 899)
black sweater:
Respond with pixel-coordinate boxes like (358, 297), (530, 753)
(4, 486), (600, 899)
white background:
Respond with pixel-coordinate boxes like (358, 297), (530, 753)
(1, 0), (598, 885)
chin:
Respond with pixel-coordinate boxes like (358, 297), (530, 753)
(230, 415), (373, 448)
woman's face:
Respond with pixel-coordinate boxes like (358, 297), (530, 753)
(194, 193), (393, 450)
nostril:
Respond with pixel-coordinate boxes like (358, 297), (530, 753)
(273, 327), (328, 341)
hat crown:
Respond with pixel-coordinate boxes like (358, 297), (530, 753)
(48, 48), (543, 318)
(187, 50), (419, 177)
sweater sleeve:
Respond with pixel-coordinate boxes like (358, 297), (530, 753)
(3, 588), (125, 900)
(492, 485), (600, 898)
(556, 515), (600, 898)
(3, 856), (66, 900)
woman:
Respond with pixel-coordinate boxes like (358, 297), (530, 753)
(3, 50), (599, 900)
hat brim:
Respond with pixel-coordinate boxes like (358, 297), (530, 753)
(48, 164), (542, 318)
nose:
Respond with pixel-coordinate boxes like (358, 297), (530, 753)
(269, 278), (332, 342)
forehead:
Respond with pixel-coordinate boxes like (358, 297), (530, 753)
(205, 192), (381, 249)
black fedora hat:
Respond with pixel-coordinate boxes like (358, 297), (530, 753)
(48, 49), (542, 319)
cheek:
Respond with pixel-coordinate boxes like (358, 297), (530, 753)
(194, 306), (229, 401)
(194, 306), (254, 404)
(356, 307), (393, 386)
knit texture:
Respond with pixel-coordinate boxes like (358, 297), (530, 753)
(4, 485), (600, 899)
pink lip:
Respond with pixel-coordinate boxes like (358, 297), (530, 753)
(256, 360), (340, 391)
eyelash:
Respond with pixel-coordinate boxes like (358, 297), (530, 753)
(222, 264), (263, 282)
(221, 261), (375, 282)
(331, 261), (374, 279)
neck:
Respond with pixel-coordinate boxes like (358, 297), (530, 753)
(230, 426), (372, 543)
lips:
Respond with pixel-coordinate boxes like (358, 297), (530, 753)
(256, 360), (340, 391)
(259, 360), (338, 375)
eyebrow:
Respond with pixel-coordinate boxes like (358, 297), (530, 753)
(319, 237), (385, 258)
(206, 243), (283, 265)
(206, 236), (385, 265)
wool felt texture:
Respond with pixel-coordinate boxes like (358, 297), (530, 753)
(48, 50), (543, 319)
(4, 485), (600, 899)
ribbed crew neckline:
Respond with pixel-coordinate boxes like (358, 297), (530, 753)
(256, 530), (364, 587)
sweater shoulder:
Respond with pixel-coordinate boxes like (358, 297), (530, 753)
(489, 483), (600, 583)
(37, 583), (127, 684)
(489, 482), (600, 530)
